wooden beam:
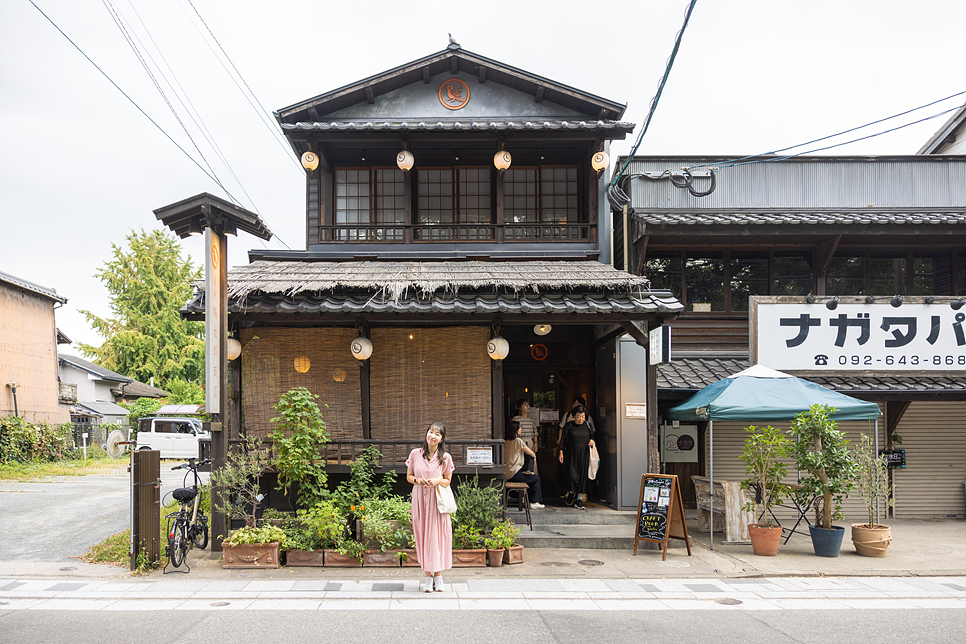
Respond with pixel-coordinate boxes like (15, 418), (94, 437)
(534, 86), (545, 103)
(308, 107), (319, 121)
(635, 235), (650, 276)
(886, 400), (912, 437)
(423, 67), (431, 84)
(229, 352), (241, 440)
(598, 108), (608, 120)
(492, 356), (503, 439)
(478, 66), (486, 83)
(451, 57), (458, 74)
(365, 87), (375, 105)
(620, 321), (649, 349)
(814, 234), (841, 295)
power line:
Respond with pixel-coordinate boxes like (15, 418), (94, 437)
(612, 0), (698, 186)
(26, 0), (241, 202)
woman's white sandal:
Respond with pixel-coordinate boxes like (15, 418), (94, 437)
(433, 575), (445, 592)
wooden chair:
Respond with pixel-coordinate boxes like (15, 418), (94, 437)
(503, 482), (533, 531)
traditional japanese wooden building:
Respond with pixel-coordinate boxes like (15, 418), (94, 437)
(174, 43), (682, 512)
(614, 154), (966, 518)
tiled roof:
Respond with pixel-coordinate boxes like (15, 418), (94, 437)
(59, 354), (133, 384)
(658, 357), (966, 394)
(0, 270), (66, 303)
(185, 290), (682, 317)
(634, 210), (966, 227)
(115, 381), (170, 398)
(281, 120), (635, 134)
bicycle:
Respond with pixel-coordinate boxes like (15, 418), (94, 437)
(164, 457), (211, 572)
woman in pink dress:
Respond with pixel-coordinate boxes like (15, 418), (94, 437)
(405, 422), (454, 592)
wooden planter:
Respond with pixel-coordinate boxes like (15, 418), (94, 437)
(222, 542), (281, 569)
(364, 550), (401, 567)
(486, 548), (505, 567)
(503, 544), (524, 564)
(399, 549), (421, 567)
(323, 549), (362, 567)
(285, 548), (325, 567)
(452, 549), (487, 567)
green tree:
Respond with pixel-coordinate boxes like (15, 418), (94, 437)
(79, 229), (204, 389)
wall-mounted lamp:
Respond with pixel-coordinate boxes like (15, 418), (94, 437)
(227, 338), (242, 361)
(223, 221), (238, 237)
(301, 151), (319, 172)
(806, 295), (839, 309)
(952, 298), (965, 311)
(890, 295), (904, 308)
(351, 336), (373, 360)
(806, 295), (817, 304)
(826, 297), (840, 311)
(487, 336), (509, 360)
(187, 220), (203, 236)
(866, 296), (876, 304)
(396, 149), (414, 172)
(924, 296), (965, 309)
(533, 324), (552, 336)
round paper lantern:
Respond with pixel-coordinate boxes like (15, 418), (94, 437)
(227, 338), (242, 361)
(493, 150), (512, 171)
(591, 150), (609, 172)
(487, 336), (509, 360)
(301, 151), (319, 171)
(294, 356), (311, 373)
(396, 150), (414, 171)
(332, 368), (347, 383)
(350, 336), (373, 360)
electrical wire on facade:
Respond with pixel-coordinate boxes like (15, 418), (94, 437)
(26, 0), (240, 202)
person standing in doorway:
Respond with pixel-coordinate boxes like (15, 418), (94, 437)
(512, 399), (538, 475)
(557, 396), (596, 499)
(558, 405), (595, 509)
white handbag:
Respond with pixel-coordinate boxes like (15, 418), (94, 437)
(435, 484), (457, 514)
(588, 444), (600, 480)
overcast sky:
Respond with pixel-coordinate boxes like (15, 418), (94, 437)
(2, 0), (964, 352)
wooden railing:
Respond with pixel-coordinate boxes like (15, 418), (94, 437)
(317, 223), (594, 243)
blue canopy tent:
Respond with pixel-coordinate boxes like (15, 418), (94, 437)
(665, 364), (881, 549)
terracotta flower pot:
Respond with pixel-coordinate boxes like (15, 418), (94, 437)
(452, 549), (487, 567)
(222, 542), (280, 569)
(364, 550), (401, 567)
(486, 548), (505, 567)
(285, 548), (325, 567)
(503, 544), (524, 564)
(323, 549), (362, 567)
(851, 523), (892, 557)
(747, 524), (782, 556)
(399, 549), (421, 567)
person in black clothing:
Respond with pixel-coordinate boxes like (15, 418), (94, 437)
(557, 404), (595, 509)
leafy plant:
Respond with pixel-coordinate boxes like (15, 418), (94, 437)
(119, 398), (164, 437)
(223, 524), (285, 546)
(852, 431), (894, 528)
(335, 536), (366, 562)
(325, 445), (397, 516)
(788, 404), (860, 530)
(270, 387), (330, 508)
(0, 418), (72, 463)
(740, 424), (791, 526)
(209, 436), (273, 528)
(452, 471), (502, 534)
(484, 519), (520, 550)
(294, 501), (347, 550)
(452, 524), (483, 550)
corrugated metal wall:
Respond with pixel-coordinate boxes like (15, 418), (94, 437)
(623, 157), (966, 210)
(893, 400), (966, 519)
(703, 416), (886, 524)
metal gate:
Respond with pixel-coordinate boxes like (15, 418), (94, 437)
(131, 449), (160, 570)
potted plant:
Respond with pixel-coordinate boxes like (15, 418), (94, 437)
(788, 404), (860, 557)
(740, 424), (791, 556)
(452, 524), (486, 567)
(484, 519), (521, 566)
(397, 529), (420, 567)
(283, 501), (346, 567)
(270, 387), (330, 509)
(851, 432), (895, 557)
(210, 436), (283, 568)
(325, 536), (365, 567)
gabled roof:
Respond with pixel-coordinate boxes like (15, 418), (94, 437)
(276, 43), (627, 124)
(0, 270), (66, 304)
(154, 193), (273, 241)
(918, 104), (966, 154)
(59, 354), (133, 384)
(114, 380), (170, 399)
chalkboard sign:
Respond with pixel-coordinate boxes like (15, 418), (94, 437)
(879, 449), (906, 469)
(633, 473), (691, 560)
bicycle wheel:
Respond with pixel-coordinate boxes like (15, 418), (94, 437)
(191, 513), (209, 550)
(168, 517), (186, 568)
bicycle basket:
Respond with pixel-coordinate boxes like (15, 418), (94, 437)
(172, 487), (197, 502)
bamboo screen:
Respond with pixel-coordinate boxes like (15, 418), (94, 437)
(370, 327), (491, 441)
(240, 327), (362, 440)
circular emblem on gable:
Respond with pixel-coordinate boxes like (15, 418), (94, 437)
(439, 78), (470, 110)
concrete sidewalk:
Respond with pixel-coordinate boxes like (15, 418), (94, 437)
(0, 518), (961, 582)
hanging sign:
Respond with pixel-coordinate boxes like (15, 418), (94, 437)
(204, 228), (221, 414)
(661, 424), (698, 463)
(466, 447), (493, 465)
(649, 324), (671, 365)
(879, 449), (906, 469)
(633, 473), (691, 560)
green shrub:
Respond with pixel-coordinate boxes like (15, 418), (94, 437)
(0, 418), (72, 463)
(452, 471), (502, 535)
(271, 387), (330, 508)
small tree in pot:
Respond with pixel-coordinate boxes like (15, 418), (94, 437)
(740, 424), (791, 556)
(850, 432), (895, 556)
(788, 404), (859, 557)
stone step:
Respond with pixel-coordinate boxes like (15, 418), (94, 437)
(504, 501), (638, 526)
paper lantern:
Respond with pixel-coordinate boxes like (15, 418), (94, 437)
(227, 338), (242, 361)
(294, 356), (311, 373)
(351, 337), (373, 360)
(487, 336), (509, 360)
(332, 368), (347, 383)
(591, 150), (609, 172)
(396, 150), (414, 171)
(301, 151), (319, 171)
(493, 150), (512, 171)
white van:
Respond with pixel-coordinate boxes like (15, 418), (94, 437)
(135, 417), (208, 459)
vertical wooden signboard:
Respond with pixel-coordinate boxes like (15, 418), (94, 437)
(633, 473), (691, 561)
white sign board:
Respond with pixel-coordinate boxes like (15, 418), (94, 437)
(649, 325), (670, 365)
(540, 409), (559, 423)
(660, 424), (698, 463)
(466, 447), (493, 465)
(754, 300), (965, 371)
(204, 228), (221, 413)
(625, 403), (648, 418)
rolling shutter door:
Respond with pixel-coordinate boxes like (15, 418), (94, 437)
(893, 401), (966, 519)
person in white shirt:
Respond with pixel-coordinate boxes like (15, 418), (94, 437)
(505, 420), (544, 508)
(512, 399), (538, 474)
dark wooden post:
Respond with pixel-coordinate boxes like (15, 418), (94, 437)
(229, 351), (241, 440)
(359, 323), (371, 439)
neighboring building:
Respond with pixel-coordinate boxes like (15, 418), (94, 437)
(167, 42), (683, 510)
(616, 154), (966, 518)
(58, 354), (133, 405)
(0, 270), (70, 424)
(918, 105), (966, 155)
(113, 380), (170, 406)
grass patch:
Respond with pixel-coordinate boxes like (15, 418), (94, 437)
(82, 529), (130, 567)
(0, 458), (128, 482)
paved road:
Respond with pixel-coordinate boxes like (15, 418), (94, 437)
(0, 461), (206, 564)
(1, 576), (964, 644)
